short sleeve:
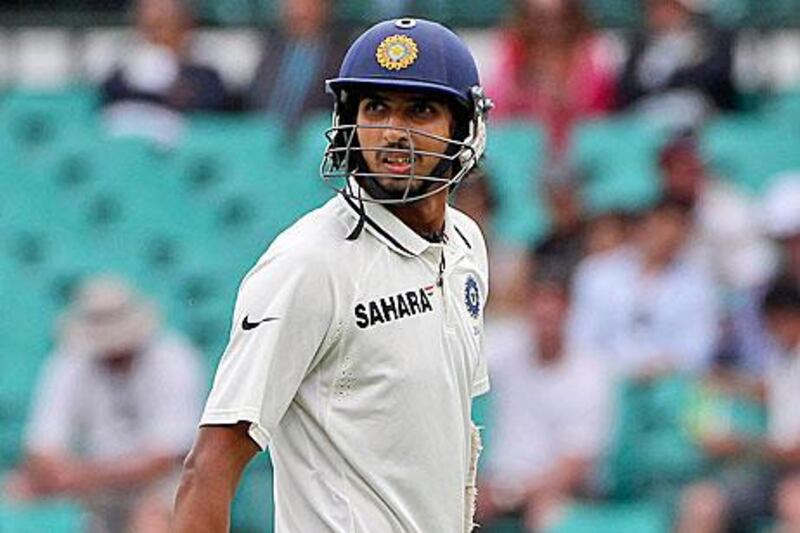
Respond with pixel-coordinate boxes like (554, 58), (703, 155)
(25, 352), (84, 454)
(200, 248), (339, 450)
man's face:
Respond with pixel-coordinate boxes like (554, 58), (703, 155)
(646, 0), (692, 33)
(766, 310), (800, 353)
(356, 91), (455, 197)
(281, 0), (328, 38)
(780, 234), (800, 279)
(137, 0), (189, 47)
(661, 147), (705, 203)
(637, 206), (690, 264)
(528, 283), (569, 341)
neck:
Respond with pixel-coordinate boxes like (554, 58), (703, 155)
(387, 190), (448, 241)
(642, 252), (673, 275)
(537, 335), (564, 365)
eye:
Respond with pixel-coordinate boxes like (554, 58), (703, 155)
(362, 99), (387, 114)
(410, 102), (436, 117)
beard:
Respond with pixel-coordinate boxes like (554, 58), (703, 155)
(356, 174), (432, 202)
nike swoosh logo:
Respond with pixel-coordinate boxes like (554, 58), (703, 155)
(241, 315), (280, 331)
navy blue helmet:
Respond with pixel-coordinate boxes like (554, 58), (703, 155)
(321, 18), (492, 204)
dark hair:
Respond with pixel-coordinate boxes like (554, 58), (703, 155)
(648, 195), (694, 217)
(658, 129), (700, 166)
(763, 278), (800, 315)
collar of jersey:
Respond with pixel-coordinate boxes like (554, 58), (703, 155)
(338, 184), (458, 258)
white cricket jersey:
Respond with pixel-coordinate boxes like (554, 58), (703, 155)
(201, 191), (490, 533)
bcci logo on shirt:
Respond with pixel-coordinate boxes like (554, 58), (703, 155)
(464, 275), (480, 319)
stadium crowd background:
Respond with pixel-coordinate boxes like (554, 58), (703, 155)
(2, 0), (800, 531)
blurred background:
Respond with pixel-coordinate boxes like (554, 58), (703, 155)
(1, 0), (800, 531)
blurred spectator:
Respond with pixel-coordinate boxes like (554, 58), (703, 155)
(534, 182), (630, 282)
(616, 0), (736, 128)
(487, 0), (616, 164)
(101, 0), (228, 145)
(763, 280), (800, 532)
(727, 173), (800, 375)
(583, 211), (630, 258)
(532, 182), (585, 278)
(761, 173), (800, 286)
(570, 198), (720, 378)
(371, 0), (412, 18)
(247, 0), (347, 130)
(676, 346), (768, 533)
(453, 168), (530, 316)
(3, 276), (205, 533)
(478, 274), (613, 532)
(659, 132), (776, 291)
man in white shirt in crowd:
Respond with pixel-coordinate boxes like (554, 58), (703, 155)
(658, 132), (776, 292)
(727, 173), (800, 379)
(570, 197), (720, 379)
(477, 272), (613, 532)
(3, 275), (205, 533)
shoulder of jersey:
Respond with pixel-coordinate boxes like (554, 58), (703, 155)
(448, 206), (487, 253)
(251, 200), (355, 267)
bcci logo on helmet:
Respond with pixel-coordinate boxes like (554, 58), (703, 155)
(376, 35), (418, 71)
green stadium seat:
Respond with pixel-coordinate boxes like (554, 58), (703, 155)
(585, 0), (641, 27)
(701, 115), (800, 193)
(339, 0), (383, 22)
(484, 517), (526, 533)
(571, 115), (668, 214)
(407, 0), (512, 26)
(0, 276), (46, 468)
(764, 90), (800, 121)
(0, 498), (86, 533)
(171, 115), (286, 216)
(693, 0), (753, 28)
(749, 0), (800, 26)
(231, 452), (275, 533)
(600, 375), (706, 503)
(197, 0), (272, 24)
(29, 135), (222, 279)
(0, 86), (99, 163)
(471, 393), (493, 470)
(547, 502), (670, 533)
(484, 122), (548, 246)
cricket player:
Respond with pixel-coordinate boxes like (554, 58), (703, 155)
(173, 18), (493, 533)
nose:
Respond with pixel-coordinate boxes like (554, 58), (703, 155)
(381, 110), (411, 145)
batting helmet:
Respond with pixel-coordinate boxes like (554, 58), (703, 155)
(320, 18), (492, 204)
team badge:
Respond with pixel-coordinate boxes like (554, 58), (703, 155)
(464, 276), (480, 319)
(376, 34), (418, 71)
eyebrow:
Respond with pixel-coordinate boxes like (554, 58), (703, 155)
(364, 93), (444, 106)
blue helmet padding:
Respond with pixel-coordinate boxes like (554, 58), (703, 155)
(327, 18), (480, 107)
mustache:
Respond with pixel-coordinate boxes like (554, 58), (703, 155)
(376, 142), (415, 161)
